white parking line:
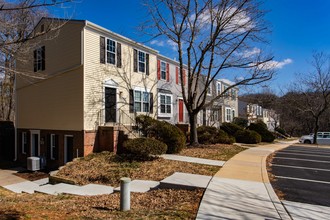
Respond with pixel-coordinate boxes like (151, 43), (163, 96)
(277, 151), (330, 158)
(271, 164), (330, 172)
(274, 157), (330, 163)
(275, 176), (330, 185)
(283, 149), (330, 156)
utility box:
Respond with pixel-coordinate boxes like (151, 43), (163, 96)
(27, 157), (40, 171)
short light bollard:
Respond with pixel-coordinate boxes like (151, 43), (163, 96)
(120, 177), (131, 211)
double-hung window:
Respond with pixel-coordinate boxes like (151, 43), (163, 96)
(217, 82), (221, 95)
(160, 61), (166, 80)
(225, 108), (232, 122)
(159, 94), (172, 115)
(138, 51), (146, 73)
(22, 132), (27, 154)
(207, 84), (212, 95)
(134, 90), (150, 112)
(50, 134), (56, 160)
(106, 39), (116, 65)
(34, 46), (45, 72)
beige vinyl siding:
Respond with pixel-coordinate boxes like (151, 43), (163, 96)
(16, 20), (84, 89)
(83, 27), (158, 130)
(17, 66), (84, 130)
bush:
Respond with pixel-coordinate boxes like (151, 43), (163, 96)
(135, 115), (186, 153)
(155, 121), (186, 154)
(248, 123), (275, 142)
(233, 117), (249, 128)
(275, 127), (287, 136)
(234, 130), (261, 144)
(197, 126), (235, 144)
(220, 122), (244, 136)
(122, 138), (167, 160)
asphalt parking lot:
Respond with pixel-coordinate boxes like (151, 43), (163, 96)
(270, 145), (330, 206)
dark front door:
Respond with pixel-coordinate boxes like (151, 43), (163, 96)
(31, 133), (39, 157)
(105, 87), (117, 123)
(65, 136), (73, 163)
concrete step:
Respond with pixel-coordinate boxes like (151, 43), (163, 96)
(160, 172), (212, 190)
(79, 184), (114, 196)
(114, 180), (160, 193)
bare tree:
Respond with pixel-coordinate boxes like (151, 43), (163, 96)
(290, 52), (330, 144)
(0, 0), (73, 120)
(144, 0), (274, 145)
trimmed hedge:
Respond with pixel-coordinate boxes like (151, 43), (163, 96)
(135, 115), (186, 154)
(122, 137), (167, 160)
(234, 130), (261, 144)
(197, 126), (235, 144)
(220, 122), (244, 136)
(233, 117), (249, 128)
(248, 123), (275, 142)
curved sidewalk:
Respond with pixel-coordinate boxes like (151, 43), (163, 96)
(197, 141), (297, 220)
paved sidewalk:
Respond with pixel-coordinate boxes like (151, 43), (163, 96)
(160, 154), (225, 166)
(197, 141), (298, 219)
(0, 168), (26, 186)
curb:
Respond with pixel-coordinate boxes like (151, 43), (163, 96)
(261, 146), (292, 220)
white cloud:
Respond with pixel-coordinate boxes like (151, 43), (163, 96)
(260, 58), (293, 70)
(150, 40), (165, 47)
(242, 47), (261, 58)
(167, 39), (178, 51)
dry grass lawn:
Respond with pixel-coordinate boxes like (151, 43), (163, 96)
(179, 144), (246, 161)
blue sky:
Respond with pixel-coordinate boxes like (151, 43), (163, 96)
(51, 0), (330, 93)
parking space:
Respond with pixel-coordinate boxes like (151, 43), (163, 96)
(270, 145), (330, 206)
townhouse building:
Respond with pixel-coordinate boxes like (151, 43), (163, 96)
(197, 78), (239, 127)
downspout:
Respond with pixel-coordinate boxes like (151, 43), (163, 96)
(14, 72), (17, 161)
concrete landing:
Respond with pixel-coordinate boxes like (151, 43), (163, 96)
(283, 200), (330, 220)
(114, 180), (160, 193)
(161, 154), (225, 166)
(160, 172), (212, 190)
(3, 181), (40, 194)
(0, 169), (26, 186)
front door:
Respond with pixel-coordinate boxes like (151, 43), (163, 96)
(179, 99), (184, 123)
(64, 136), (73, 164)
(105, 87), (117, 123)
(30, 131), (40, 157)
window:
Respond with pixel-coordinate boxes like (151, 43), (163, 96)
(225, 108), (232, 122)
(50, 134), (56, 160)
(159, 94), (172, 115)
(211, 110), (218, 121)
(138, 51), (146, 73)
(22, 132), (27, 154)
(207, 83), (212, 95)
(231, 90), (236, 100)
(106, 39), (116, 65)
(224, 85), (229, 96)
(217, 82), (222, 95)
(33, 46), (45, 72)
(160, 61), (166, 80)
(134, 90), (150, 112)
(232, 109), (235, 120)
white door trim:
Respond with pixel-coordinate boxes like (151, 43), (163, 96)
(30, 130), (40, 157)
(64, 135), (73, 164)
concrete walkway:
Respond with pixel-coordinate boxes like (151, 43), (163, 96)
(0, 168), (26, 186)
(197, 141), (298, 220)
(161, 154), (225, 166)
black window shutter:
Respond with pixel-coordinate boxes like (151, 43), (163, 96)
(146, 53), (149, 75)
(33, 50), (37, 72)
(133, 49), (137, 72)
(54, 135), (59, 160)
(129, 89), (134, 113)
(41, 46), (45, 71)
(117, 42), (122, 68)
(100, 36), (105, 64)
(149, 92), (153, 113)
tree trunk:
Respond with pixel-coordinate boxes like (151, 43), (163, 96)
(313, 117), (319, 144)
(189, 113), (199, 146)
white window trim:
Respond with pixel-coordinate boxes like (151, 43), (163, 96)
(50, 134), (56, 160)
(160, 61), (167, 81)
(106, 38), (116, 65)
(22, 132), (27, 154)
(137, 50), (146, 73)
(158, 93), (173, 117)
(225, 107), (232, 122)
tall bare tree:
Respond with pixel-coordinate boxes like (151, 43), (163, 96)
(0, 0), (73, 120)
(144, 0), (274, 145)
(290, 52), (330, 144)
